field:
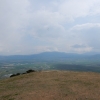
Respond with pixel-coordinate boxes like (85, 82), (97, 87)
(1, 61), (100, 79)
(0, 71), (100, 100)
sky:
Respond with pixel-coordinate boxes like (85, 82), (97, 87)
(0, 0), (100, 55)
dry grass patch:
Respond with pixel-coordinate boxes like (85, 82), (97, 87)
(0, 71), (100, 100)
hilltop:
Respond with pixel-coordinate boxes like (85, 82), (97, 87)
(0, 71), (100, 100)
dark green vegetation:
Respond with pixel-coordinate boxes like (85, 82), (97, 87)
(10, 69), (36, 77)
(0, 52), (100, 79)
(0, 71), (100, 100)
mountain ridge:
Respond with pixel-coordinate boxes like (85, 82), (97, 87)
(0, 51), (100, 61)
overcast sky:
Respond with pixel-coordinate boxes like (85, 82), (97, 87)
(0, 0), (100, 55)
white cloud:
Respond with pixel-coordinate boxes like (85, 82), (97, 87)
(0, 0), (100, 54)
(0, 0), (30, 54)
(70, 23), (100, 31)
(69, 23), (100, 52)
(59, 0), (100, 20)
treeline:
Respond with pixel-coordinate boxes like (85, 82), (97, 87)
(10, 69), (36, 77)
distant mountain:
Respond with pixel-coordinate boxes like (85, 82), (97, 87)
(0, 52), (100, 62)
(0, 52), (82, 60)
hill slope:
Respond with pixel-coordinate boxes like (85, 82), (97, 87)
(0, 71), (100, 100)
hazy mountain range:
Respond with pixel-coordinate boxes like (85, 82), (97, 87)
(0, 52), (100, 62)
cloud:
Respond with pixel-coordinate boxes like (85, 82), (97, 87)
(70, 23), (100, 31)
(0, 0), (100, 54)
(69, 23), (100, 52)
(72, 44), (87, 48)
(59, 0), (100, 20)
(0, 0), (30, 54)
(71, 44), (92, 53)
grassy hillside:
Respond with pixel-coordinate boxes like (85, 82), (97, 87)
(0, 71), (100, 100)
